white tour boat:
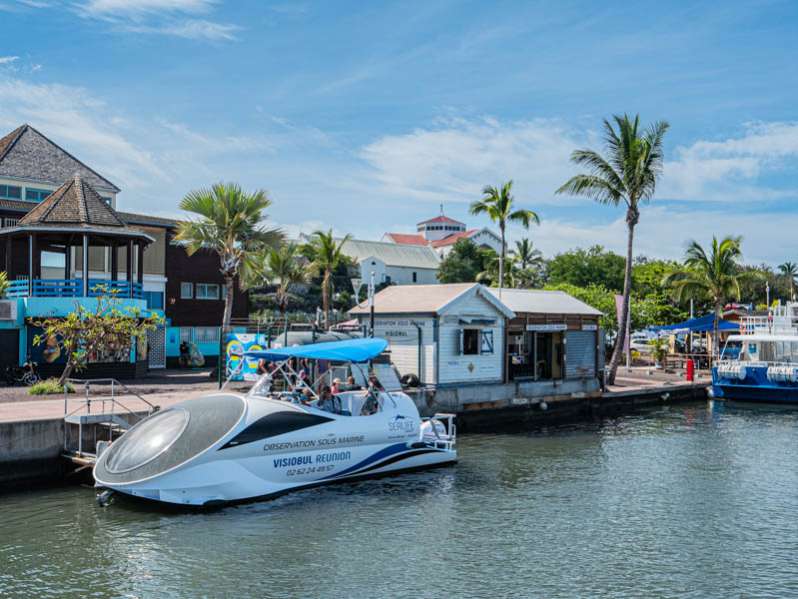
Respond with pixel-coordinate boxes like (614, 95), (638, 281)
(93, 338), (457, 506)
(713, 302), (798, 404)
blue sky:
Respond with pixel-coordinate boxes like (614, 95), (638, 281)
(2, 0), (798, 263)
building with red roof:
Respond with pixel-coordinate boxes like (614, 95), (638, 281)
(382, 208), (501, 257)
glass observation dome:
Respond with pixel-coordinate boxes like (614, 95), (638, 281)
(104, 408), (190, 474)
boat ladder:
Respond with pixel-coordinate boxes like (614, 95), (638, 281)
(62, 378), (159, 469)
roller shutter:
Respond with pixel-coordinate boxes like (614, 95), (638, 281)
(565, 330), (596, 379)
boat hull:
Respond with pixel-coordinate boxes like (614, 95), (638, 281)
(712, 366), (798, 404)
(94, 391), (457, 507)
(101, 444), (456, 507)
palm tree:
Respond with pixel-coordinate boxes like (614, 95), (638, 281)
(477, 252), (519, 288)
(260, 243), (308, 315)
(779, 261), (798, 301)
(557, 114), (669, 384)
(470, 180), (540, 294)
(175, 182), (282, 330)
(308, 229), (351, 329)
(513, 237), (544, 271)
(663, 236), (746, 360)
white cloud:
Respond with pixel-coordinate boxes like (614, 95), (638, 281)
(360, 116), (592, 207)
(123, 18), (239, 40)
(361, 116), (798, 208)
(0, 77), (164, 186)
(0, 56), (19, 64)
(523, 205), (798, 265)
(77, 0), (215, 18)
(662, 122), (798, 201)
(74, 0), (238, 41)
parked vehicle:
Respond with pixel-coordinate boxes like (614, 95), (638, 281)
(3, 358), (40, 386)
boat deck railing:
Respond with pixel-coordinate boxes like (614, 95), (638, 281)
(63, 378), (158, 458)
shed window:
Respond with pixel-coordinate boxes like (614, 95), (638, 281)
(461, 329), (480, 355)
(180, 282), (193, 299)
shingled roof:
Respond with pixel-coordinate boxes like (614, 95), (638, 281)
(0, 124), (120, 192)
(18, 175), (127, 228)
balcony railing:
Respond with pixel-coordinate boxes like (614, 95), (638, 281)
(6, 279), (143, 299)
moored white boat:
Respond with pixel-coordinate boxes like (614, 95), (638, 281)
(713, 303), (798, 404)
(93, 338), (457, 506)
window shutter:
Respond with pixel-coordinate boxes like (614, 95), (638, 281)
(458, 329), (464, 355)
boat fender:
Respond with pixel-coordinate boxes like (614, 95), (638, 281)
(539, 401), (548, 411)
(736, 365), (746, 381)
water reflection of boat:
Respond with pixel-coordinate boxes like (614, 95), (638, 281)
(94, 339), (457, 507)
(713, 303), (798, 404)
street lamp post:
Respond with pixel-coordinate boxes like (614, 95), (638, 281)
(368, 271), (375, 338)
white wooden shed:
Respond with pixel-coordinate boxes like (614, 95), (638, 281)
(349, 283), (515, 387)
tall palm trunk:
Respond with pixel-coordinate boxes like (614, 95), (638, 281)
(322, 269), (331, 330)
(498, 222), (506, 293)
(607, 211), (636, 385)
(222, 274), (234, 331)
(712, 301), (721, 362)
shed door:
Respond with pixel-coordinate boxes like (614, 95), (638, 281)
(565, 330), (596, 379)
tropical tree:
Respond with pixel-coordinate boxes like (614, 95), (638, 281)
(478, 252), (519, 288)
(663, 236), (748, 359)
(470, 180), (540, 293)
(779, 261), (798, 301)
(30, 287), (162, 386)
(557, 114), (669, 384)
(308, 229), (351, 329)
(513, 238), (544, 271)
(437, 240), (493, 283)
(259, 243), (308, 315)
(174, 182), (283, 330)
(0, 271), (8, 298)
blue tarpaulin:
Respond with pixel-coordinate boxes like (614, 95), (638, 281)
(245, 338), (388, 363)
(649, 313), (739, 334)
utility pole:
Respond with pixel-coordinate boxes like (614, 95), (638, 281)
(368, 270), (375, 338)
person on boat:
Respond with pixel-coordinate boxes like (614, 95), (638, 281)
(331, 378), (341, 394)
(360, 376), (383, 415)
(346, 375), (359, 390)
(317, 386), (341, 414)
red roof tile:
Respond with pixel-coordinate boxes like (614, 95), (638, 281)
(385, 232), (428, 245)
(430, 229), (478, 247)
(417, 215), (464, 226)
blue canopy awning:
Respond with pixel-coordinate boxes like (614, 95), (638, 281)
(649, 313), (739, 334)
(245, 338), (388, 363)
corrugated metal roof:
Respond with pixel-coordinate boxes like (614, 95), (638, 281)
(340, 238), (440, 269)
(485, 288), (603, 316)
(349, 283), (515, 318)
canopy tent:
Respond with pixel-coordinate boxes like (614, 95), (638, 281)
(649, 313), (739, 334)
(245, 338), (388, 363)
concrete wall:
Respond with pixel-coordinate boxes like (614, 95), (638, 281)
(0, 418), (65, 486)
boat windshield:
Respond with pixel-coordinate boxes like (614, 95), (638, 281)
(758, 340), (798, 364)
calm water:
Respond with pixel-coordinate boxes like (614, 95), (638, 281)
(2, 401), (798, 599)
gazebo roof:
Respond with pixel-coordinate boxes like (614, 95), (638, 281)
(19, 174), (126, 228)
(1, 175), (153, 243)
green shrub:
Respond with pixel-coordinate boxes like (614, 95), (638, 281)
(28, 379), (75, 395)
